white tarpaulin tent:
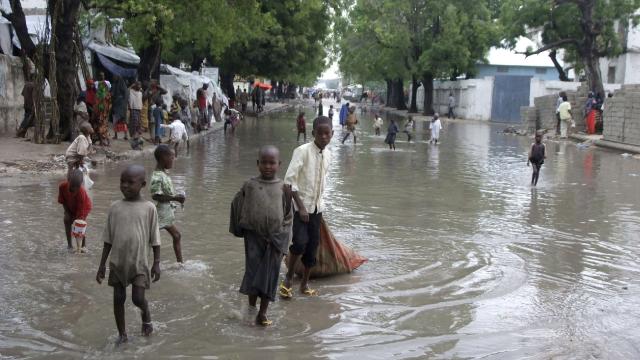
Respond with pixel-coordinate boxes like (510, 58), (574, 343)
(160, 64), (228, 122)
(160, 64), (227, 106)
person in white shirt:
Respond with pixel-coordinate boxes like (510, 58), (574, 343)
(160, 113), (188, 157)
(129, 82), (143, 137)
(373, 114), (383, 136)
(430, 113), (442, 144)
(281, 116), (333, 298)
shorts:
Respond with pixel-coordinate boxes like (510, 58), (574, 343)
(108, 270), (149, 289)
(290, 211), (322, 268)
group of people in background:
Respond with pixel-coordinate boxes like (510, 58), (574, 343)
(555, 90), (609, 137)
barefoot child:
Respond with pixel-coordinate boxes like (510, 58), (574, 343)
(403, 116), (414, 143)
(341, 106), (357, 144)
(385, 118), (398, 150)
(58, 169), (92, 251)
(96, 165), (161, 343)
(230, 145), (293, 326)
(296, 112), (306, 142)
(160, 112), (188, 157)
(282, 116), (333, 298)
(65, 122), (94, 171)
(430, 113), (442, 144)
(373, 114), (383, 136)
(527, 132), (546, 186)
(150, 145), (186, 263)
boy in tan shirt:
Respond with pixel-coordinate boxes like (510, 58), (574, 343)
(96, 165), (161, 344)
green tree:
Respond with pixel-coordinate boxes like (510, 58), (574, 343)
(501, 0), (640, 96)
(338, 0), (498, 114)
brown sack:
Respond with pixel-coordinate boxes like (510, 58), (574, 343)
(287, 218), (367, 278)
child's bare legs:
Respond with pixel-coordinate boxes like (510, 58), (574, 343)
(113, 284), (128, 343)
(164, 225), (183, 263)
(132, 285), (153, 336)
(63, 212), (73, 249)
(283, 254), (300, 289)
(300, 267), (312, 293)
(531, 164), (541, 186)
(173, 143), (179, 158)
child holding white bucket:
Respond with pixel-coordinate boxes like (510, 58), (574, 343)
(58, 169), (92, 252)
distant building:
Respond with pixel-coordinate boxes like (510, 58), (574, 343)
(599, 17), (640, 85)
(474, 37), (565, 81)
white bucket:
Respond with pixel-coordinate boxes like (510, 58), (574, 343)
(71, 219), (87, 239)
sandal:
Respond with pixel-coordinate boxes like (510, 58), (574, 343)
(256, 316), (273, 327)
(279, 282), (293, 299)
(301, 288), (319, 296)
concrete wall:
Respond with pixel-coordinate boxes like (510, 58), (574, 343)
(431, 78), (494, 121)
(0, 54), (25, 136)
(603, 84), (640, 146)
(529, 78), (580, 107)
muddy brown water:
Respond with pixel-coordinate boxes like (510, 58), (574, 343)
(1, 105), (640, 359)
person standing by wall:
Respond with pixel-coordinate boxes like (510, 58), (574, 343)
(447, 93), (456, 119)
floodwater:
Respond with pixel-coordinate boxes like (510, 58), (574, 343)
(1, 103), (640, 360)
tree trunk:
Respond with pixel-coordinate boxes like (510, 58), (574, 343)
(51, 0), (81, 142)
(422, 72), (434, 116)
(138, 41), (162, 82)
(394, 78), (407, 110)
(409, 74), (418, 113)
(549, 50), (569, 81)
(385, 79), (392, 105)
(277, 80), (284, 99)
(584, 53), (604, 96)
(190, 54), (204, 73)
(220, 71), (235, 98)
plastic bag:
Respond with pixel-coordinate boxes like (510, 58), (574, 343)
(287, 219), (367, 278)
(80, 164), (94, 189)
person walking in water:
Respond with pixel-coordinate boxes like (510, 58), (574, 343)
(96, 165), (161, 344)
(527, 132), (546, 186)
(150, 145), (186, 263)
(339, 102), (349, 129)
(557, 94), (572, 138)
(403, 116), (414, 143)
(230, 145), (293, 326)
(385, 118), (399, 150)
(430, 113), (442, 144)
(296, 111), (307, 142)
(342, 106), (358, 144)
(281, 116), (333, 298)
(373, 113), (383, 136)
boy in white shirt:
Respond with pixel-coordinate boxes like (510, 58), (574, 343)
(160, 112), (188, 157)
(281, 116), (333, 298)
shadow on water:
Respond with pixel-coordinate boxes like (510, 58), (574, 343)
(1, 101), (640, 359)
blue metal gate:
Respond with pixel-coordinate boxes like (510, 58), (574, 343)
(491, 75), (532, 123)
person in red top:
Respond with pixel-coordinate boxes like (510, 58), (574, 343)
(196, 84), (208, 132)
(58, 169), (92, 251)
(85, 79), (97, 133)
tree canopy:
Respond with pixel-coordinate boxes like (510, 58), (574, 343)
(338, 0), (499, 113)
(501, 0), (640, 95)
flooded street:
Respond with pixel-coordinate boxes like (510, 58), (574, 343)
(1, 106), (640, 359)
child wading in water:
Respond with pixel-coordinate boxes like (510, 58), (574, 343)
(342, 106), (358, 144)
(96, 165), (161, 343)
(150, 145), (186, 263)
(296, 111), (306, 142)
(385, 118), (399, 150)
(527, 132), (546, 186)
(230, 145), (293, 326)
(404, 116), (414, 143)
(281, 116), (333, 298)
(65, 121), (94, 172)
(58, 169), (92, 251)
(430, 113), (442, 144)
(373, 114), (383, 136)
